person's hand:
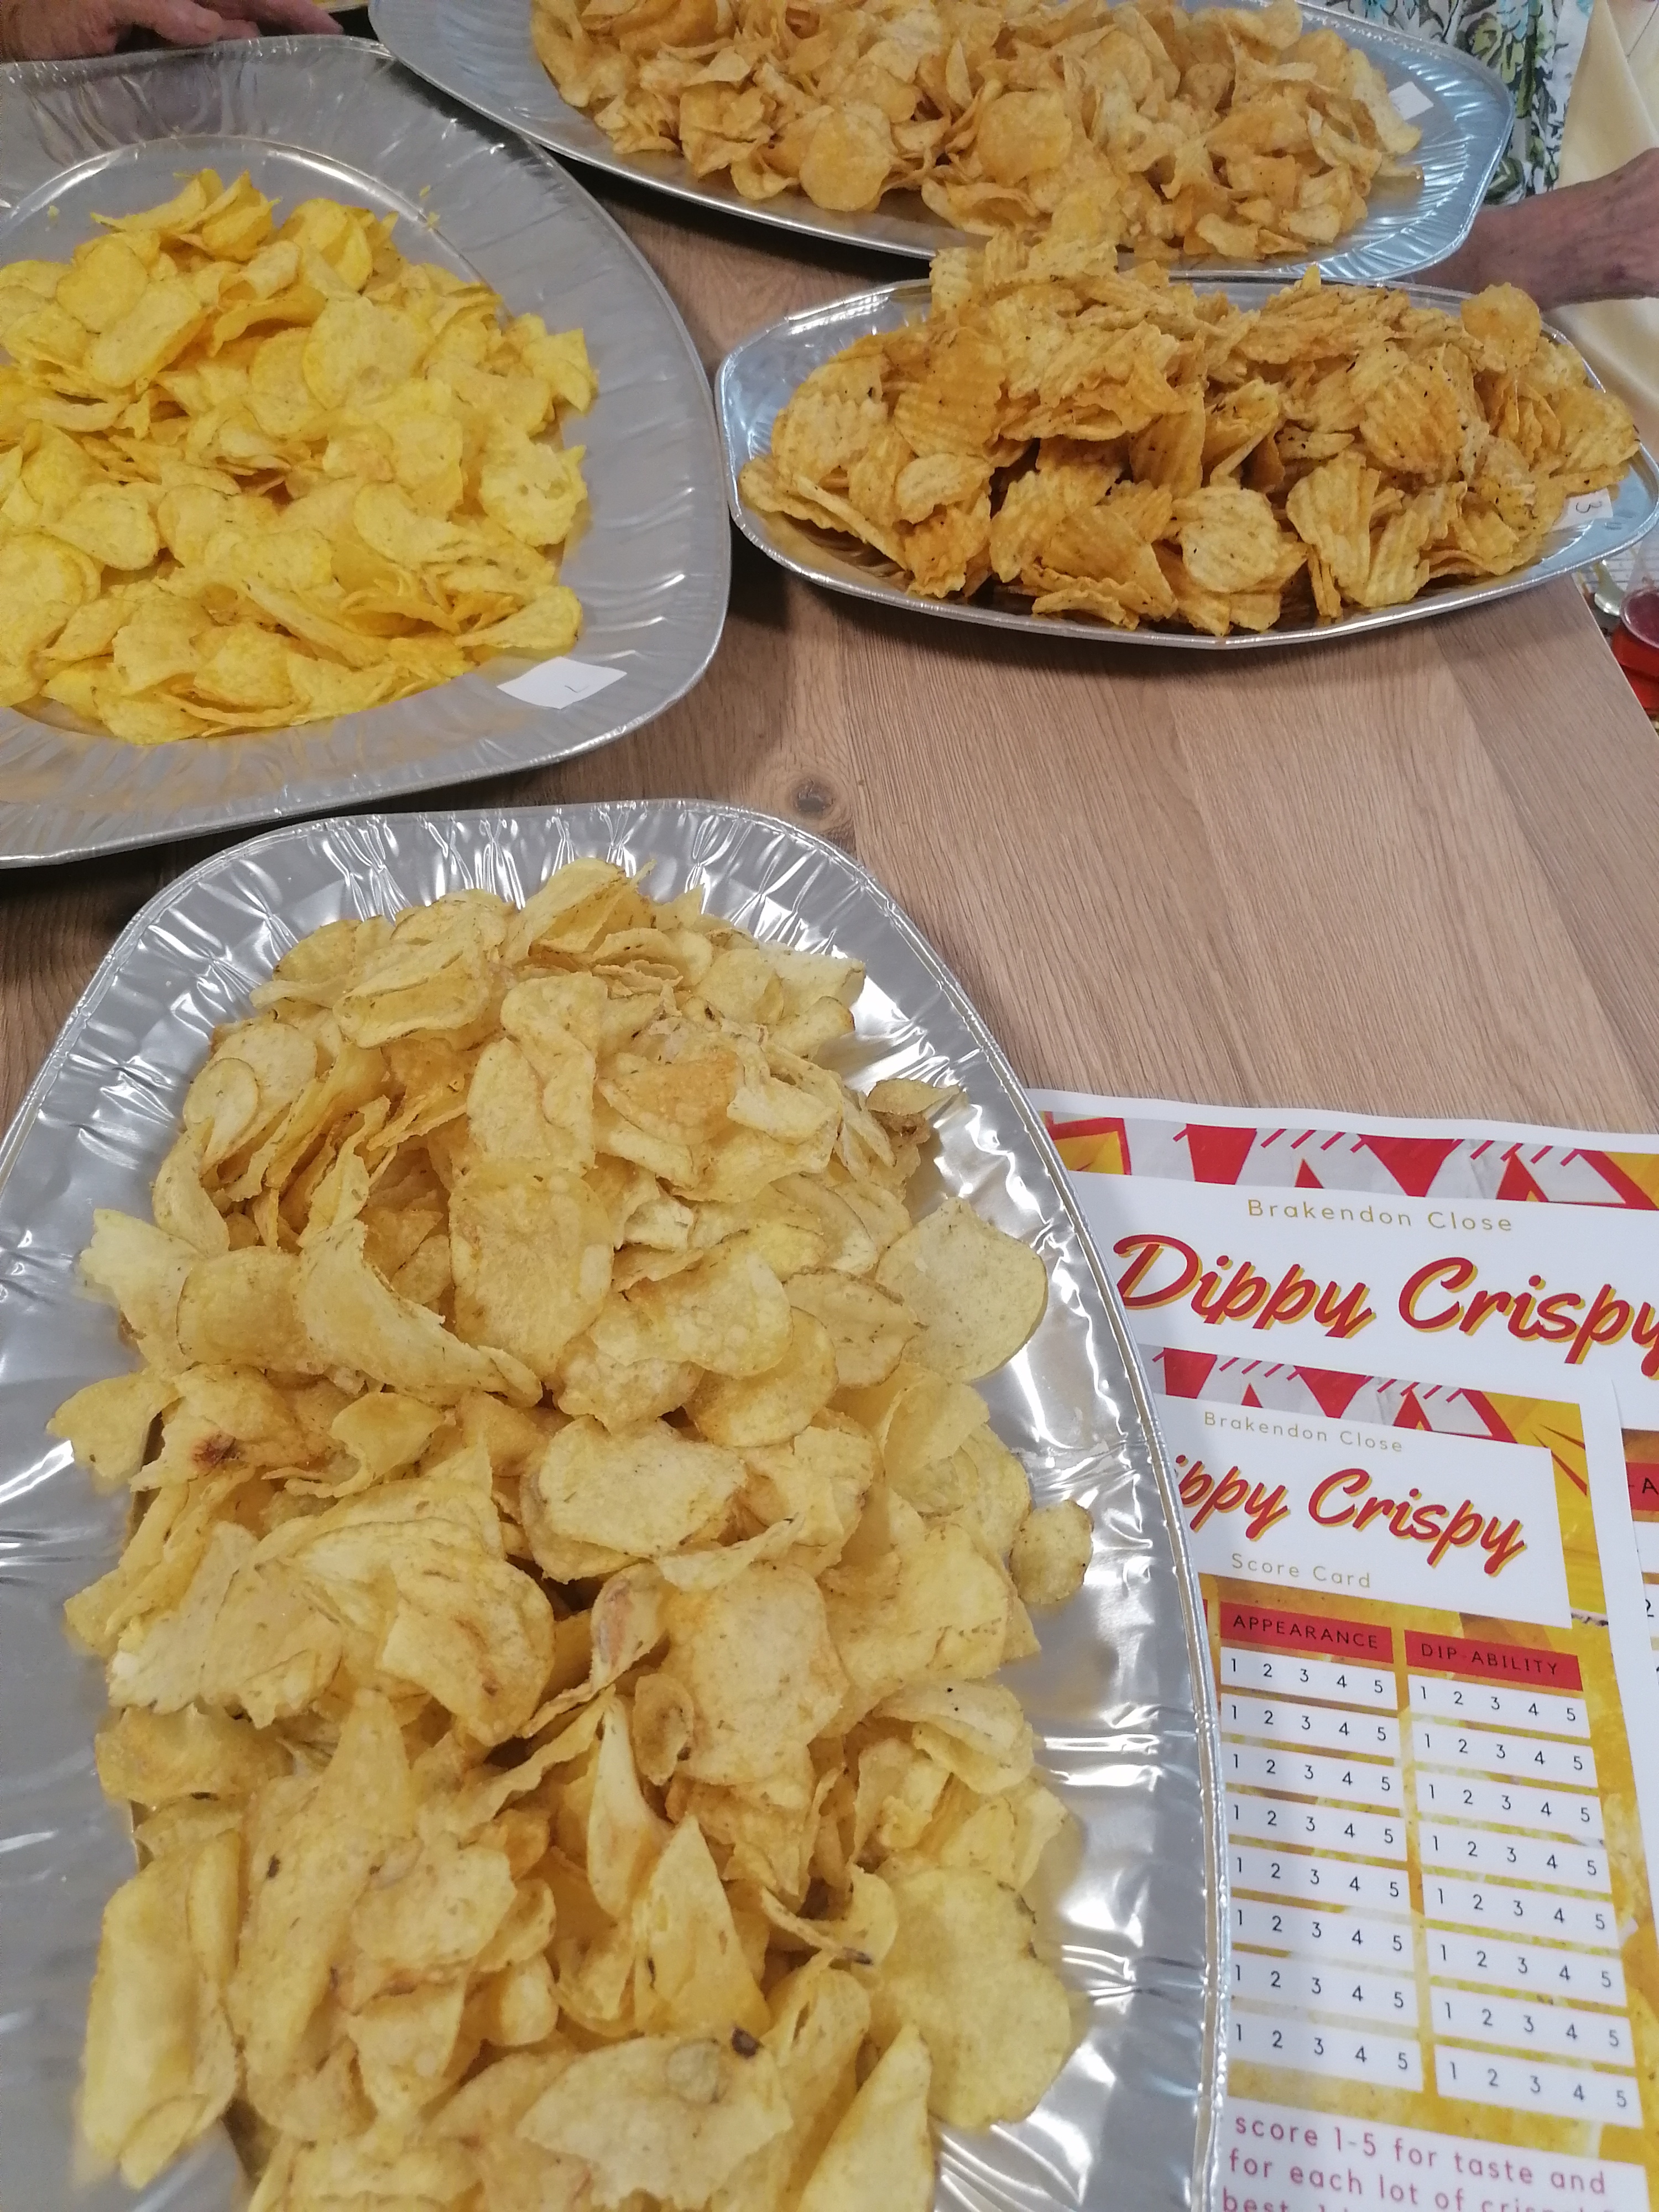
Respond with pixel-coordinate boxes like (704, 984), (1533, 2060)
(0, 0), (341, 61)
(1426, 149), (1659, 310)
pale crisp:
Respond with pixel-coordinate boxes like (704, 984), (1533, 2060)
(53, 859), (1093, 2208)
(0, 171), (595, 742)
(533, 0), (1422, 260)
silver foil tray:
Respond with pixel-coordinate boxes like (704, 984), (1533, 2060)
(0, 802), (1224, 2212)
(719, 277), (1659, 651)
(371, 0), (1511, 283)
(0, 41), (730, 867)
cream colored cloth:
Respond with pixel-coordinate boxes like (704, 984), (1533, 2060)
(1553, 0), (1659, 448)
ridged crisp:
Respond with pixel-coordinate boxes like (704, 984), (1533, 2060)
(719, 274), (1659, 651)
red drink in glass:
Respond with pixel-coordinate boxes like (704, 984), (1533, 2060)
(1621, 582), (1659, 650)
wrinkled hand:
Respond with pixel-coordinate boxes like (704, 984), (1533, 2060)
(0, 0), (340, 61)
(1426, 149), (1659, 310)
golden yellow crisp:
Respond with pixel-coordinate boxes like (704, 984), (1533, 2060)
(54, 859), (1094, 2207)
(0, 171), (596, 742)
(533, 0), (1422, 257)
(740, 245), (1641, 636)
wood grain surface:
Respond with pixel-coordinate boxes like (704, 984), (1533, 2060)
(3, 174), (1657, 1138)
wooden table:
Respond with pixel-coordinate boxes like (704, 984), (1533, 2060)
(4, 178), (1658, 1137)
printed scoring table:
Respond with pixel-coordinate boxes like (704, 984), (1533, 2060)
(1217, 1604), (1640, 2124)
(1640, 1503), (1659, 1684)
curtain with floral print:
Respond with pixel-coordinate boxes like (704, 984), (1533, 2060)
(1321, 0), (1593, 196)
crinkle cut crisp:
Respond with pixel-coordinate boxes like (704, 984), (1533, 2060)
(740, 251), (1640, 636)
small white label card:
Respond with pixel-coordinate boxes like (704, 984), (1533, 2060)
(498, 658), (625, 709)
(1389, 79), (1434, 117)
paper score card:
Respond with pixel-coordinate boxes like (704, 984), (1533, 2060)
(1162, 1364), (1659, 2211)
(1031, 1094), (1659, 2210)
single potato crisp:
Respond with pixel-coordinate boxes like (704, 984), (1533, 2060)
(0, 171), (596, 742)
(54, 858), (1094, 2211)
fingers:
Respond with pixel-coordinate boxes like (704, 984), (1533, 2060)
(0, 0), (121, 59)
(0, 0), (335, 57)
(120, 0), (239, 43)
(0, 0), (339, 63)
(121, 0), (337, 44)
(248, 0), (343, 29)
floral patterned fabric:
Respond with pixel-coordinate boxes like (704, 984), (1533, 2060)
(1321, 0), (1593, 196)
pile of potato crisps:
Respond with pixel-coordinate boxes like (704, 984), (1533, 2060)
(0, 171), (595, 743)
(53, 857), (1093, 2208)
(533, 0), (1419, 255)
(740, 246), (1641, 634)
